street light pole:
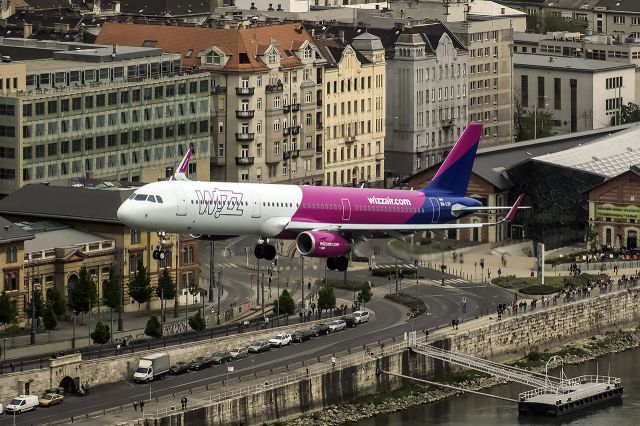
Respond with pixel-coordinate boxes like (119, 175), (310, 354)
(216, 270), (221, 325)
(174, 236), (180, 318)
(209, 241), (214, 303)
(301, 255), (305, 311)
(261, 272), (265, 319)
(30, 264), (36, 345)
(117, 247), (124, 331)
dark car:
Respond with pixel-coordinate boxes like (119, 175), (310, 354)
(311, 323), (330, 336)
(248, 341), (271, 353)
(342, 315), (357, 328)
(291, 329), (314, 343)
(169, 362), (190, 375)
(189, 356), (213, 371)
(211, 351), (232, 364)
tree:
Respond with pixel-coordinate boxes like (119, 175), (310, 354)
(90, 321), (111, 345)
(515, 109), (553, 142)
(621, 102), (640, 124)
(156, 268), (176, 318)
(188, 309), (206, 332)
(585, 225), (598, 253)
(527, 11), (587, 33)
(103, 269), (120, 341)
(68, 266), (98, 317)
(42, 305), (57, 330)
(273, 289), (295, 315)
(46, 287), (66, 317)
(0, 292), (17, 328)
(145, 315), (163, 338)
(357, 285), (373, 309)
(317, 284), (336, 314)
(32, 288), (44, 320)
(128, 260), (153, 314)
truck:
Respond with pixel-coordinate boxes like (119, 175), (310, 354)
(133, 353), (170, 383)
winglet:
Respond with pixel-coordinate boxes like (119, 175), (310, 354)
(505, 194), (524, 222)
(174, 145), (194, 181)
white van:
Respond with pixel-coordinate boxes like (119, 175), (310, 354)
(353, 310), (370, 324)
(5, 395), (39, 414)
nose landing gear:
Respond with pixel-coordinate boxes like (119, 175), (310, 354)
(254, 241), (276, 260)
(153, 230), (167, 260)
(327, 256), (348, 272)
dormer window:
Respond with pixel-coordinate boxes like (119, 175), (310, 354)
(204, 52), (222, 65)
(268, 50), (279, 64)
(303, 45), (312, 59)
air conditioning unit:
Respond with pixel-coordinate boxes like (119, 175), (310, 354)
(493, 86), (498, 90)
(493, 70), (497, 74)
(493, 133), (498, 137)
(493, 118), (498, 122)
(493, 101), (498, 106)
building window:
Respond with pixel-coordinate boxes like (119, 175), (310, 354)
(554, 78), (561, 110)
(537, 76), (545, 108)
(5, 246), (17, 263)
(183, 246), (194, 264)
(130, 228), (141, 245)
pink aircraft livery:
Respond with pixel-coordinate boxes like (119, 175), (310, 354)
(117, 123), (523, 271)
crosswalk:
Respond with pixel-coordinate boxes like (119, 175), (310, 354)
(371, 263), (416, 271)
(432, 278), (469, 285)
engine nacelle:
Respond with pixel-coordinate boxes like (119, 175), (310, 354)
(296, 231), (350, 258)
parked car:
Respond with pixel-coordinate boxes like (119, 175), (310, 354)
(211, 351), (232, 364)
(311, 323), (330, 336)
(341, 315), (357, 328)
(229, 347), (248, 359)
(189, 356), (213, 371)
(291, 329), (314, 342)
(248, 341), (271, 353)
(5, 395), (39, 414)
(39, 393), (64, 407)
(169, 362), (190, 375)
(268, 333), (292, 347)
(328, 319), (347, 332)
(353, 310), (370, 324)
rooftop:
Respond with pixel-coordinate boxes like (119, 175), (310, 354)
(22, 225), (112, 254)
(0, 217), (35, 244)
(513, 53), (636, 72)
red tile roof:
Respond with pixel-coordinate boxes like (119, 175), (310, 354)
(95, 22), (316, 71)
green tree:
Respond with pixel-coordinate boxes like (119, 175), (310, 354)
(155, 268), (176, 317)
(317, 284), (336, 314)
(585, 225), (598, 253)
(46, 287), (66, 316)
(32, 288), (44, 319)
(515, 109), (553, 142)
(42, 305), (57, 330)
(144, 315), (163, 338)
(273, 289), (295, 315)
(527, 11), (587, 33)
(102, 269), (120, 341)
(68, 267), (98, 316)
(621, 102), (640, 124)
(128, 260), (153, 314)
(357, 285), (373, 309)
(0, 292), (17, 328)
(188, 309), (206, 332)
(90, 321), (111, 345)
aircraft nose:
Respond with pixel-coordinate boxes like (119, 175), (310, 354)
(117, 202), (138, 227)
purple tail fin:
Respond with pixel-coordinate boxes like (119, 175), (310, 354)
(422, 123), (483, 196)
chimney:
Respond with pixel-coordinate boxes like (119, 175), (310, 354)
(22, 22), (32, 38)
(113, 1), (120, 13)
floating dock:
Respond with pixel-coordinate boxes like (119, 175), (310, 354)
(518, 375), (623, 416)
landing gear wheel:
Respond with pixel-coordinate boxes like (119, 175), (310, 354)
(254, 244), (265, 259)
(158, 250), (166, 260)
(336, 256), (348, 272)
(263, 244), (276, 261)
(152, 250), (159, 260)
(327, 257), (337, 271)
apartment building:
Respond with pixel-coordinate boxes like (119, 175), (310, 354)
(0, 45), (211, 195)
(317, 33), (386, 187)
(96, 22), (326, 185)
(514, 53), (636, 134)
(0, 216), (34, 325)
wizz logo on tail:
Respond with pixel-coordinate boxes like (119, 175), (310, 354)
(195, 189), (244, 218)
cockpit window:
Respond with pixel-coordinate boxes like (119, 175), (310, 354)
(156, 196), (163, 203)
(148, 195), (156, 202)
(134, 194), (147, 201)
(128, 193), (136, 200)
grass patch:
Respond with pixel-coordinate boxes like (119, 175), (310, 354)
(492, 273), (606, 295)
(585, 330), (634, 351)
(326, 279), (371, 291)
(350, 382), (429, 405)
(519, 285), (559, 295)
(384, 293), (427, 316)
(435, 369), (491, 384)
(0, 325), (36, 338)
(372, 266), (418, 278)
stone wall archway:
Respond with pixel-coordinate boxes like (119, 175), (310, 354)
(59, 376), (78, 394)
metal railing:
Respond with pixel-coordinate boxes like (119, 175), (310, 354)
(519, 375), (621, 401)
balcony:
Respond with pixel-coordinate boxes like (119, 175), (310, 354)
(235, 156), (255, 165)
(265, 83), (284, 93)
(211, 85), (227, 94)
(376, 152), (385, 161)
(283, 127), (290, 136)
(291, 103), (300, 112)
(236, 87), (255, 96)
(316, 121), (323, 130)
(283, 104), (291, 113)
(416, 145), (428, 153)
(235, 132), (255, 141)
(236, 110), (255, 119)
(441, 119), (453, 128)
(291, 125), (300, 135)
(283, 150), (300, 160)
(345, 135), (356, 143)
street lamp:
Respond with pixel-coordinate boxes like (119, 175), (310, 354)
(208, 241), (214, 303)
(533, 97), (548, 140)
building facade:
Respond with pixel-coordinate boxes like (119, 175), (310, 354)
(0, 216), (34, 325)
(319, 33), (386, 187)
(0, 46), (211, 195)
(96, 22), (327, 185)
(514, 53), (636, 134)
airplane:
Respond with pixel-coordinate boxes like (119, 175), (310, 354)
(117, 123), (524, 272)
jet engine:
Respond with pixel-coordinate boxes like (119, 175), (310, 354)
(296, 231), (350, 257)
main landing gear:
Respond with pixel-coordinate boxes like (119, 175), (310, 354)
(327, 256), (348, 272)
(254, 242), (276, 261)
(153, 230), (167, 260)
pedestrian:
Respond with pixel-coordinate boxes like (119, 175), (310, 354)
(451, 319), (456, 330)
(454, 318), (460, 330)
(133, 400), (139, 411)
(181, 396), (188, 410)
(331, 354), (336, 369)
(84, 382), (90, 395)
(139, 400), (145, 412)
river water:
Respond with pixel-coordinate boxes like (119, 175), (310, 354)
(356, 348), (640, 426)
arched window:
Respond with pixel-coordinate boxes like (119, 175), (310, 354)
(130, 229), (141, 245)
(5, 246), (17, 263)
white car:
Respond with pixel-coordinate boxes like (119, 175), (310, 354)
(328, 319), (347, 332)
(268, 333), (292, 347)
(229, 347), (249, 359)
(5, 395), (39, 414)
(353, 310), (370, 324)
